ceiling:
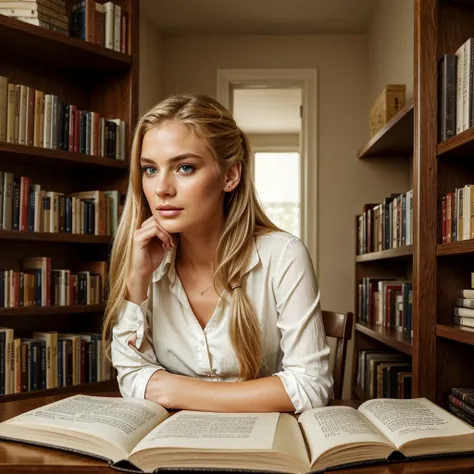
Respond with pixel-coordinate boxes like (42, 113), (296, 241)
(142, 0), (378, 35)
(233, 88), (301, 134)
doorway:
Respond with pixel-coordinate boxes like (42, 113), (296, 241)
(232, 87), (301, 237)
(216, 69), (318, 272)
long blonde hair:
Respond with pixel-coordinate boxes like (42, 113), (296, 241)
(103, 93), (280, 380)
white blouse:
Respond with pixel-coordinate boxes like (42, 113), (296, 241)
(111, 231), (333, 413)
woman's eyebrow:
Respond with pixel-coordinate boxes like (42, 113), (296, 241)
(139, 154), (204, 165)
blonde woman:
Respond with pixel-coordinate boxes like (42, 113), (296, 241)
(103, 93), (333, 414)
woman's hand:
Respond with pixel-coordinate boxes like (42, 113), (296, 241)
(126, 215), (175, 304)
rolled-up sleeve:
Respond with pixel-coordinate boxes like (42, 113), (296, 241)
(111, 298), (165, 399)
(272, 238), (333, 413)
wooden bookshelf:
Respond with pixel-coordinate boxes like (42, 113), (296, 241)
(437, 240), (474, 256)
(0, 230), (112, 244)
(437, 127), (474, 158)
(0, 0), (139, 399)
(1, 379), (118, 403)
(0, 15), (131, 72)
(357, 99), (414, 159)
(436, 324), (474, 346)
(0, 304), (105, 317)
(0, 143), (129, 170)
(355, 245), (413, 263)
(355, 322), (413, 356)
(352, 0), (474, 408)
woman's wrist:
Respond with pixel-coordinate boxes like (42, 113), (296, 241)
(126, 272), (151, 305)
(145, 370), (174, 406)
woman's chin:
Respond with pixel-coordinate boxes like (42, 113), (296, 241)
(157, 220), (185, 235)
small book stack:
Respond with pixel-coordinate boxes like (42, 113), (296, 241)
(0, 0), (68, 35)
(453, 272), (474, 329)
(449, 388), (474, 427)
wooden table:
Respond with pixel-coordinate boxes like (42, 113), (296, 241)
(1, 392), (474, 473)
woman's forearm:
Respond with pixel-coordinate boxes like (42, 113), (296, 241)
(145, 371), (295, 413)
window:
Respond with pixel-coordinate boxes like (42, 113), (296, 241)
(254, 152), (300, 237)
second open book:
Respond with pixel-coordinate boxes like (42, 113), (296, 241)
(0, 394), (473, 473)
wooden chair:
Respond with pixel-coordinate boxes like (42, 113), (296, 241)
(322, 310), (354, 399)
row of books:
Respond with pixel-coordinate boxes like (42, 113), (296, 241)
(356, 190), (413, 255)
(71, 0), (128, 54)
(438, 37), (474, 141)
(441, 185), (474, 243)
(453, 283), (474, 329)
(0, 171), (119, 236)
(357, 278), (413, 337)
(0, 327), (113, 395)
(0, 257), (106, 308)
(448, 388), (474, 427)
(0, 0), (68, 34)
(356, 350), (412, 399)
(0, 76), (127, 160)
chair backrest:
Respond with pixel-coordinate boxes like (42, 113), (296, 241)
(322, 310), (354, 399)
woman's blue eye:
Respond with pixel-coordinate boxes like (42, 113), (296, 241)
(142, 166), (157, 176)
(178, 164), (195, 174)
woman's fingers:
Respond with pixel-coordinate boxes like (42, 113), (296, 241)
(135, 222), (174, 250)
(139, 216), (174, 249)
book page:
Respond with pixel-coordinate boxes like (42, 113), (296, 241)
(130, 411), (280, 455)
(0, 395), (169, 459)
(299, 406), (393, 464)
(358, 397), (474, 450)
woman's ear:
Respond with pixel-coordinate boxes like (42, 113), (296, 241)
(223, 162), (242, 192)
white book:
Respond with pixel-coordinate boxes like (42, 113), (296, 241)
(103, 2), (114, 50)
(43, 94), (52, 149)
(51, 95), (58, 149)
(18, 84), (27, 145)
(406, 189), (413, 245)
(463, 184), (471, 240)
(113, 2), (121, 52)
(463, 38), (474, 131)
(13, 84), (20, 143)
(6, 83), (15, 144)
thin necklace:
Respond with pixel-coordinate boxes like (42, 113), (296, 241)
(180, 264), (213, 296)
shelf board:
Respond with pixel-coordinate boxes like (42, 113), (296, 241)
(356, 322), (413, 355)
(357, 99), (414, 159)
(436, 324), (474, 346)
(355, 245), (413, 262)
(0, 304), (105, 317)
(0, 14), (131, 72)
(0, 230), (112, 244)
(437, 127), (474, 159)
(0, 379), (118, 403)
(0, 143), (128, 171)
(437, 240), (474, 256)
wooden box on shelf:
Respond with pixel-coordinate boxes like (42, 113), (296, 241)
(369, 84), (406, 137)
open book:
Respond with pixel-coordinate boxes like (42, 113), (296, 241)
(0, 395), (474, 473)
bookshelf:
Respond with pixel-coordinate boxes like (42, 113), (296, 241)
(352, 0), (474, 408)
(357, 99), (414, 159)
(0, 0), (139, 399)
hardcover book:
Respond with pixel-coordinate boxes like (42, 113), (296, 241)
(0, 395), (474, 473)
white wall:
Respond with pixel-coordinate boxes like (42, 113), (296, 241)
(247, 133), (300, 150)
(368, 0), (414, 106)
(139, 12), (163, 117)
(159, 34), (410, 398)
